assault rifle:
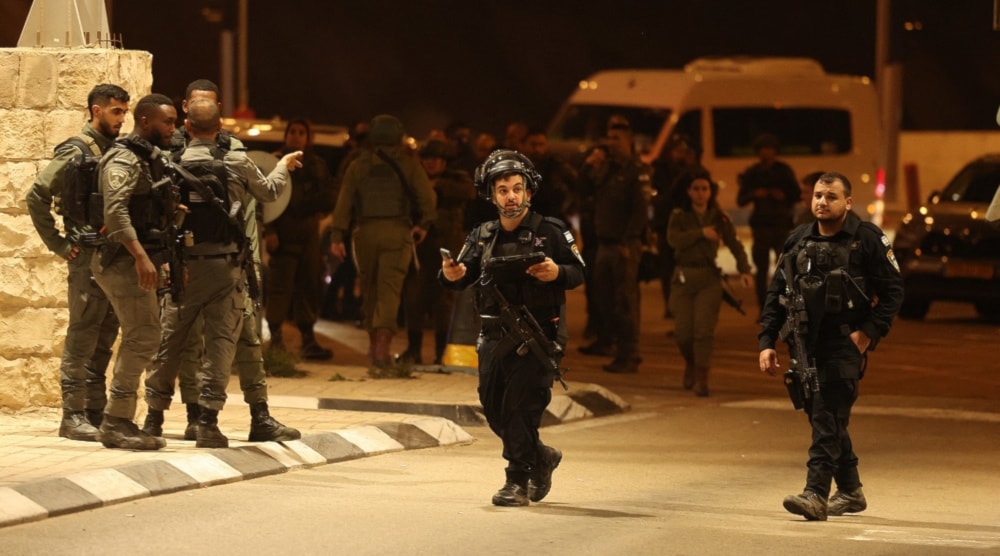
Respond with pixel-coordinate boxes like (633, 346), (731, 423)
(480, 253), (569, 390)
(149, 174), (189, 303)
(720, 273), (746, 316)
(777, 268), (819, 410)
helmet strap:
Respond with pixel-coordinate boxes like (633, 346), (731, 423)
(496, 198), (530, 219)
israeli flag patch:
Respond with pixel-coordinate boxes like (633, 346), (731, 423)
(563, 230), (574, 244)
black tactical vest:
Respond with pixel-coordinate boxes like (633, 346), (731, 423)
(474, 212), (564, 317)
(174, 146), (232, 245)
(787, 229), (870, 333)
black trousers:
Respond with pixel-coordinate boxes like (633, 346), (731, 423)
(803, 378), (861, 498)
(477, 335), (554, 486)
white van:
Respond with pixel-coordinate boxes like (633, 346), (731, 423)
(546, 57), (883, 224)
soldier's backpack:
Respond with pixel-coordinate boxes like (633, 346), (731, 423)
(55, 136), (103, 228)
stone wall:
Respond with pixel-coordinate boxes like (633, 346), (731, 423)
(0, 47), (152, 409)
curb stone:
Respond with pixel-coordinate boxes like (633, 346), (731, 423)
(0, 417), (473, 529)
(267, 382), (632, 427)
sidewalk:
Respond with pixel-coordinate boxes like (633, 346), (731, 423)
(0, 328), (629, 528)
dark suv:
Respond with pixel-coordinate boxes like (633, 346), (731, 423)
(893, 154), (1000, 321)
(891, 154), (1000, 321)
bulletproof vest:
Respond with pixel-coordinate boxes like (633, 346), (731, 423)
(475, 213), (564, 315)
(173, 146), (233, 245)
(116, 136), (169, 245)
(54, 136), (103, 228)
(789, 232), (869, 326)
(355, 158), (409, 220)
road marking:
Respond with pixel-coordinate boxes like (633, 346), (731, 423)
(545, 411), (660, 434)
(723, 399), (1000, 423)
(850, 528), (1000, 549)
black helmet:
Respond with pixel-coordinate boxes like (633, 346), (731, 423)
(473, 149), (542, 201)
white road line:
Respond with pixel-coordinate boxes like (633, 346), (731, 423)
(723, 399), (1000, 423)
(850, 528), (1000, 549)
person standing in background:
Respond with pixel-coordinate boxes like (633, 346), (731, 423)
(737, 133), (800, 315)
(265, 118), (336, 360)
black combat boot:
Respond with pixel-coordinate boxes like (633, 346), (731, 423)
(97, 415), (165, 450)
(433, 331), (448, 365)
(84, 408), (104, 428)
(300, 326), (333, 360)
(248, 401), (301, 442)
(59, 410), (99, 442)
(693, 366), (710, 397)
(528, 446), (563, 502)
(141, 409), (164, 437)
(195, 408), (229, 448)
(184, 403), (201, 441)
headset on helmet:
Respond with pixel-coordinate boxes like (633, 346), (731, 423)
(473, 149), (542, 201)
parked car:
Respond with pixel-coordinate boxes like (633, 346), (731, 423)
(891, 154), (1000, 320)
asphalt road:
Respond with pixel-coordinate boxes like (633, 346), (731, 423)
(1, 403), (996, 555)
(2, 282), (997, 554)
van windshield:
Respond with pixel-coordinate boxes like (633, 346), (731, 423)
(547, 104), (670, 155)
(712, 108), (853, 158)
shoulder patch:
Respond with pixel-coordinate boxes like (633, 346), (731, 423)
(107, 167), (130, 191)
(880, 234), (891, 247)
(563, 229), (575, 244)
(886, 248), (900, 272)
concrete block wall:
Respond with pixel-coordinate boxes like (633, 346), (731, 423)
(0, 47), (152, 409)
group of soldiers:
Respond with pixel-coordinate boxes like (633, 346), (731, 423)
(27, 81), (303, 451)
(28, 84), (907, 520)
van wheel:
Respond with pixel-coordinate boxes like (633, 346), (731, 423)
(975, 302), (1000, 323)
(898, 297), (930, 320)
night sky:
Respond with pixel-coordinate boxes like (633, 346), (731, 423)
(4, 1), (1000, 138)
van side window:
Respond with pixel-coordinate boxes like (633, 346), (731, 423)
(711, 108), (853, 158)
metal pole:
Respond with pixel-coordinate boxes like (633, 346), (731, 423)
(238, 0), (249, 112)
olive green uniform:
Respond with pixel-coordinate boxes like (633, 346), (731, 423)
(667, 205), (751, 377)
(90, 136), (169, 421)
(331, 147), (437, 334)
(26, 124), (119, 420)
(170, 133), (271, 407)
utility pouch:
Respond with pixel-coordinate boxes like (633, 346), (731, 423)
(784, 370), (805, 410)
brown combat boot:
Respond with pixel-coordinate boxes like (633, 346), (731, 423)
(373, 329), (394, 368)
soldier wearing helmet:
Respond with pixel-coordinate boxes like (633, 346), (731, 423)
(330, 115), (438, 368)
(440, 149), (585, 507)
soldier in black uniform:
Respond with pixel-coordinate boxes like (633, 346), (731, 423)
(440, 149), (585, 507)
(737, 133), (801, 313)
(758, 171), (903, 521)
